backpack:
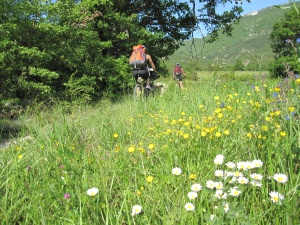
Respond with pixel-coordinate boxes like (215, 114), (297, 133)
(174, 65), (182, 75)
(129, 45), (147, 69)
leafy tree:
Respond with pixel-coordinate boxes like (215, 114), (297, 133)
(234, 59), (244, 71)
(270, 3), (300, 77)
(0, 0), (253, 113)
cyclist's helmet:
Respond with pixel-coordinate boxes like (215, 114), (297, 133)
(176, 63), (180, 65)
(141, 45), (146, 53)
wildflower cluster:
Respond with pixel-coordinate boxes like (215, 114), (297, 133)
(179, 154), (289, 219)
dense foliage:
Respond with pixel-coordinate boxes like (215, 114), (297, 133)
(269, 2), (300, 78)
(0, 0), (250, 114)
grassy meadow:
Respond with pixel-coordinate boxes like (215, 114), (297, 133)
(1, 71), (300, 224)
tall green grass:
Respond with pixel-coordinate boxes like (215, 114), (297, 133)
(1, 74), (299, 224)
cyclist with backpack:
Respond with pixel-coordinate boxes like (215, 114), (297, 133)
(129, 45), (157, 90)
(173, 63), (186, 89)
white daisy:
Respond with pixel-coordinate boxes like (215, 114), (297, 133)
(187, 191), (198, 200)
(250, 180), (262, 187)
(206, 180), (216, 189)
(269, 191), (284, 204)
(86, 187), (99, 196)
(251, 159), (263, 168)
(229, 187), (241, 196)
(224, 202), (229, 212)
(214, 154), (225, 165)
(273, 173), (288, 183)
(214, 170), (224, 177)
(233, 171), (243, 177)
(184, 202), (195, 211)
(237, 177), (249, 185)
(191, 183), (202, 192)
(225, 161), (236, 169)
(250, 173), (263, 180)
(214, 190), (223, 199)
(172, 167), (182, 176)
(237, 161), (248, 170)
(224, 171), (234, 179)
(131, 205), (142, 216)
(215, 181), (223, 190)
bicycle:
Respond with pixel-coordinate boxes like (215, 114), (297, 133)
(133, 68), (158, 99)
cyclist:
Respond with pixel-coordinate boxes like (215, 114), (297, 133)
(132, 45), (157, 90)
(172, 63), (186, 89)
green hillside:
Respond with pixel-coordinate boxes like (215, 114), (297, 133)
(165, 3), (292, 72)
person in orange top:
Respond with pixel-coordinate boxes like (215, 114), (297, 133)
(132, 45), (157, 90)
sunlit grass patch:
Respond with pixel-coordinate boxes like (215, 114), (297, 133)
(0, 74), (299, 224)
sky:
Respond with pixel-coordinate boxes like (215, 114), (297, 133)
(191, 0), (294, 37)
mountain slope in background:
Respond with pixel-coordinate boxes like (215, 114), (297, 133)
(165, 3), (292, 72)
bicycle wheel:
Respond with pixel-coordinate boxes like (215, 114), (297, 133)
(134, 85), (142, 98)
(145, 86), (152, 99)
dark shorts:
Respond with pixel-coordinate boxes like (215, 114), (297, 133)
(175, 73), (183, 81)
(132, 69), (149, 82)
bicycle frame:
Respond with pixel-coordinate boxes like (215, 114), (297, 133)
(132, 69), (154, 99)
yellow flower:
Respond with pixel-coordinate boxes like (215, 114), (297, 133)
(262, 125), (268, 131)
(231, 119), (236, 123)
(265, 116), (271, 122)
(181, 111), (186, 116)
(215, 132), (221, 137)
(214, 96), (220, 100)
(224, 130), (230, 135)
(275, 110), (280, 116)
(189, 174), (196, 180)
(178, 119), (184, 123)
(288, 107), (295, 112)
(201, 131), (207, 137)
(247, 133), (252, 138)
(217, 113), (223, 118)
(148, 143), (155, 150)
(274, 87), (281, 92)
(128, 146), (135, 153)
(247, 92), (251, 96)
(18, 154), (23, 159)
(137, 190), (141, 195)
(183, 134), (189, 139)
(280, 131), (287, 137)
(214, 108), (221, 113)
(184, 122), (190, 126)
(138, 147), (145, 153)
(199, 104), (204, 108)
(146, 176), (154, 183)
(113, 133), (118, 138)
(295, 78), (300, 85)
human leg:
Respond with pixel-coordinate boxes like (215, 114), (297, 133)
(178, 74), (183, 89)
(179, 80), (183, 89)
